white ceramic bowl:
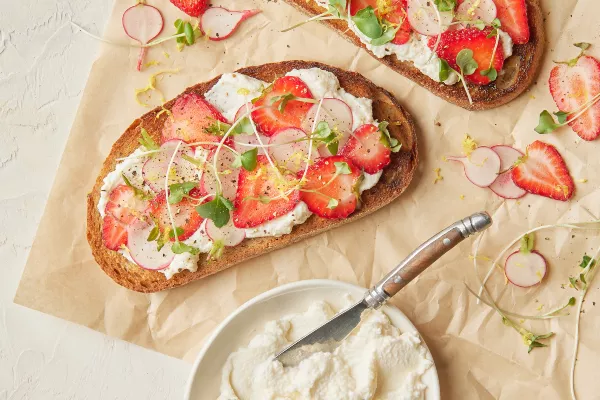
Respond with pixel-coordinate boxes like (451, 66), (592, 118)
(184, 279), (440, 400)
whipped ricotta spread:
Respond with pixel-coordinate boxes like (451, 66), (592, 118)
(99, 68), (386, 278)
(218, 300), (433, 400)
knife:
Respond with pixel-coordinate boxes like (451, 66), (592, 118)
(274, 211), (492, 367)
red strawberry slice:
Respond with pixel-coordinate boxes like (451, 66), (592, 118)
(251, 76), (314, 137)
(492, 0), (529, 45)
(169, 0), (208, 17)
(147, 190), (203, 241)
(161, 93), (229, 148)
(102, 214), (128, 251)
(511, 141), (574, 201)
(428, 27), (504, 85)
(299, 155), (362, 219)
(350, 0), (411, 45)
(105, 185), (150, 225)
(233, 155), (300, 228)
(341, 124), (391, 173)
(549, 55), (600, 141)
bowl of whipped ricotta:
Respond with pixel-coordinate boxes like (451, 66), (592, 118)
(184, 279), (440, 400)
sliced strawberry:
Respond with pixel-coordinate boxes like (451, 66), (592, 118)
(102, 214), (128, 251)
(341, 124), (391, 173)
(350, 0), (411, 45)
(251, 76), (314, 137)
(169, 0), (208, 17)
(492, 0), (529, 45)
(428, 27), (504, 85)
(161, 93), (229, 148)
(549, 55), (600, 141)
(147, 190), (203, 241)
(105, 185), (150, 225)
(299, 155), (362, 219)
(511, 141), (575, 201)
(233, 155), (300, 228)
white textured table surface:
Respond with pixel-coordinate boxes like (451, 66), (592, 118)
(0, 1), (190, 398)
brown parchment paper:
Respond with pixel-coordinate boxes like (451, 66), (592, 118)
(14, 0), (600, 398)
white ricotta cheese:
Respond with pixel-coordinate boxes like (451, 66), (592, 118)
(218, 300), (433, 400)
(162, 220), (213, 279)
(359, 170), (383, 193)
(245, 201), (312, 238)
(204, 73), (268, 122)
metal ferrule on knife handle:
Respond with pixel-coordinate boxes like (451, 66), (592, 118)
(363, 212), (492, 309)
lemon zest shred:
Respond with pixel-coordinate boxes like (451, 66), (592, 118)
(433, 168), (443, 184)
(134, 69), (179, 108)
(577, 178), (588, 183)
(462, 134), (478, 157)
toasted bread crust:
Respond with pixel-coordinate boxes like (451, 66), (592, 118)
(283, 0), (545, 110)
(87, 61), (418, 292)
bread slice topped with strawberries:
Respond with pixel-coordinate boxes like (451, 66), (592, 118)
(283, 0), (545, 110)
(87, 61), (418, 292)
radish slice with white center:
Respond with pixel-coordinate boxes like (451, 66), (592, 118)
(456, 0), (497, 25)
(199, 148), (239, 201)
(407, 0), (453, 36)
(504, 234), (547, 287)
(122, 3), (164, 71)
(126, 222), (175, 270)
(200, 7), (261, 41)
(234, 102), (255, 123)
(447, 146), (501, 188)
(302, 98), (353, 157)
(268, 128), (315, 173)
(234, 133), (267, 155)
(205, 219), (245, 246)
(142, 140), (196, 192)
(489, 145), (527, 199)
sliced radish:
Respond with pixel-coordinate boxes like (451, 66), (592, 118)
(447, 146), (501, 188)
(234, 102), (255, 123)
(200, 7), (261, 41)
(268, 128), (315, 173)
(407, 0), (453, 36)
(489, 145), (526, 199)
(205, 219), (245, 246)
(122, 3), (164, 71)
(302, 98), (353, 157)
(505, 234), (547, 287)
(456, 0), (497, 25)
(234, 133), (267, 155)
(126, 222), (174, 270)
(199, 148), (239, 201)
(142, 140), (196, 192)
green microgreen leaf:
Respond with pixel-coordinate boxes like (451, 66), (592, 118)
(520, 233), (534, 253)
(168, 227), (185, 240)
(182, 154), (206, 168)
(139, 127), (159, 151)
(474, 19), (486, 31)
(569, 276), (579, 290)
(327, 198), (339, 209)
(456, 49), (478, 76)
(555, 42), (592, 67)
(327, 141), (339, 156)
(121, 173), (154, 200)
(534, 110), (561, 134)
(270, 93), (297, 113)
(205, 120), (232, 136)
(491, 18), (501, 28)
(171, 241), (199, 255)
(379, 121), (401, 152)
(334, 161), (352, 175)
(240, 148), (258, 171)
(480, 67), (498, 81)
(434, 0), (456, 12)
(554, 111), (568, 124)
(208, 241), (225, 260)
(439, 59), (452, 82)
(146, 226), (160, 242)
(579, 254), (596, 269)
(168, 182), (197, 204)
(328, 0), (347, 17)
(351, 7), (383, 39)
(370, 22), (399, 46)
(175, 19), (186, 44)
(234, 117), (254, 134)
(195, 194), (234, 228)
(184, 22), (195, 45)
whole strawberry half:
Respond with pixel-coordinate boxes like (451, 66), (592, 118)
(511, 140), (574, 201)
(429, 27), (504, 85)
(350, 0), (411, 45)
(161, 93), (229, 148)
(170, 0), (208, 17)
(252, 76), (314, 137)
(549, 55), (600, 141)
(233, 155), (300, 228)
(299, 155), (362, 219)
(492, 0), (529, 45)
(341, 124), (391, 174)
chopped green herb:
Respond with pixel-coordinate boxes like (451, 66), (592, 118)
(351, 7), (382, 39)
(168, 182), (198, 204)
(139, 128), (159, 151)
(172, 241), (199, 255)
(195, 194), (234, 228)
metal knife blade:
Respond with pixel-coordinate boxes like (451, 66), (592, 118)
(274, 299), (369, 367)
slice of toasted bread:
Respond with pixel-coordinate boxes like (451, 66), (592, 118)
(282, 0), (545, 110)
(87, 61), (418, 293)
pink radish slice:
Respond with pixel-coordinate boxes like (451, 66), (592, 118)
(489, 145), (526, 199)
(456, 0), (497, 25)
(127, 222), (174, 270)
(205, 219), (245, 246)
(447, 146), (501, 188)
(302, 98), (353, 157)
(505, 250), (547, 287)
(268, 128), (315, 173)
(234, 102), (255, 123)
(122, 3), (164, 71)
(407, 0), (453, 36)
(142, 140), (196, 192)
(234, 133), (267, 155)
(200, 7), (261, 41)
(199, 148), (239, 201)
